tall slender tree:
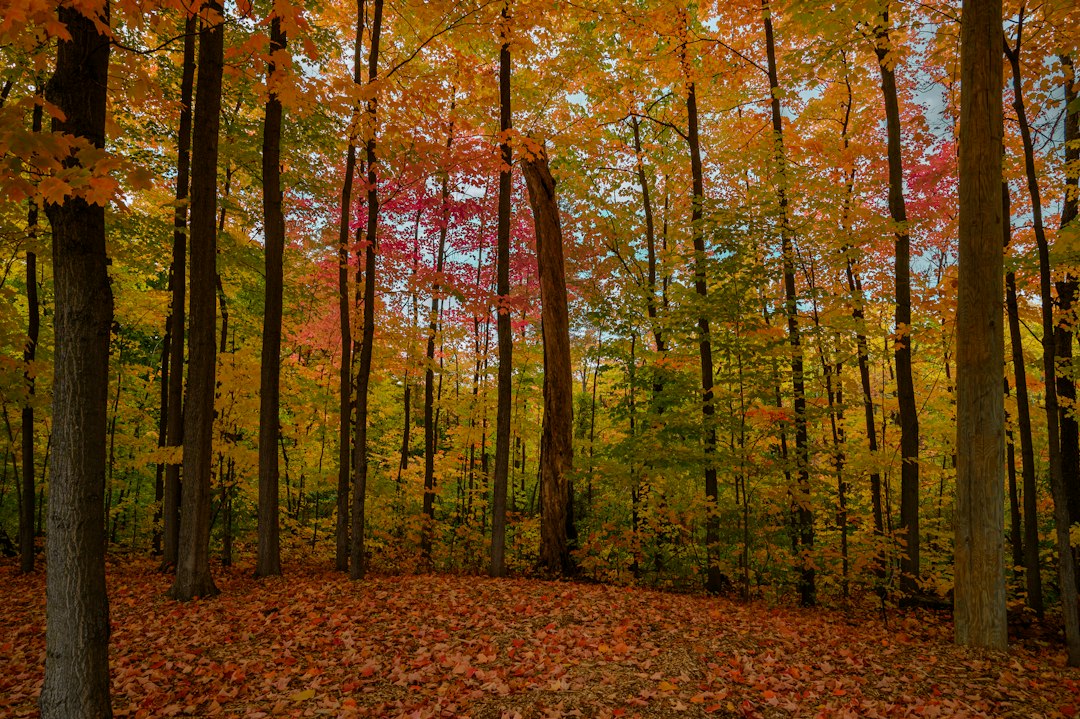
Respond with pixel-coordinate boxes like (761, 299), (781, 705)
(1005, 15), (1080, 664)
(335, 0), (366, 574)
(162, 11), (197, 571)
(762, 0), (813, 606)
(39, 2), (113, 715)
(19, 87), (42, 574)
(953, 0), (1006, 652)
(489, 1), (513, 578)
(1003, 183), (1043, 614)
(169, 0), (226, 601)
(256, 9), (288, 579)
(351, 0), (384, 581)
(875, 6), (920, 597)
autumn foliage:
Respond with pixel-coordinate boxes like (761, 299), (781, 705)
(2, 557), (1079, 718)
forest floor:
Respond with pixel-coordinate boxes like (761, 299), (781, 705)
(2, 557), (1078, 719)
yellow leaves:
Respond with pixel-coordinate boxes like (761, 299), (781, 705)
(288, 688), (315, 702)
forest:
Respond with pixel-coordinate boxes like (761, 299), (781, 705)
(1, 0), (1079, 716)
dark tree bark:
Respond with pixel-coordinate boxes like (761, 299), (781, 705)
(1003, 183), (1043, 614)
(762, 0), (813, 605)
(256, 13), (287, 578)
(836, 62), (886, 571)
(523, 148), (574, 576)
(675, 18), (722, 594)
(162, 11), (197, 571)
(953, 0), (1006, 652)
(1005, 21), (1079, 663)
(39, 3), (113, 716)
(169, 0), (225, 601)
(19, 90), (42, 574)
(351, 0), (383, 581)
(335, 0), (365, 574)
(1003, 376), (1024, 577)
(631, 116), (664, 360)
(875, 9), (920, 597)
(1056, 55), (1080, 545)
(489, 2), (513, 578)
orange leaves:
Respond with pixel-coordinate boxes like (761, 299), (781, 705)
(2, 559), (1080, 717)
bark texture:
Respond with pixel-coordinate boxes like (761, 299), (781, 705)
(953, 0), (1006, 651)
(39, 3), (114, 716)
(522, 148), (574, 576)
(169, 0), (225, 601)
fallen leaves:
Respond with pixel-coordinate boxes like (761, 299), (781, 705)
(1, 557), (1078, 718)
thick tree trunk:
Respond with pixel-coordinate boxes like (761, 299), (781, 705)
(489, 3), (513, 578)
(953, 0), (1006, 651)
(1006, 26), (1080, 663)
(1003, 184), (1044, 614)
(256, 14), (287, 578)
(875, 12), (920, 597)
(19, 91), (42, 574)
(39, 4), (113, 716)
(162, 11), (196, 571)
(169, 0), (225, 601)
(523, 149), (574, 576)
(351, 0), (383, 581)
(763, 0), (813, 606)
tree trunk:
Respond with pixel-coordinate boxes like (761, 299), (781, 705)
(169, 0), (225, 601)
(1003, 183), (1044, 614)
(39, 4), (113, 716)
(523, 148), (574, 576)
(351, 0), (383, 581)
(489, 2), (513, 578)
(162, 11), (196, 572)
(1056, 55), (1080, 562)
(256, 13), (287, 578)
(423, 123), (453, 560)
(335, 0), (365, 574)
(875, 11), (920, 597)
(1003, 377), (1024, 576)
(763, 0), (813, 606)
(953, 0), (1006, 651)
(19, 90), (42, 574)
(1006, 24), (1080, 663)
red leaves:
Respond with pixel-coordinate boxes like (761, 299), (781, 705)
(2, 559), (1080, 717)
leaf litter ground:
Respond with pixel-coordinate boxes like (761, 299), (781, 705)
(2, 558), (1078, 718)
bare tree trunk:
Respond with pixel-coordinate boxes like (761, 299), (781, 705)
(351, 0), (383, 581)
(256, 13), (287, 578)
(19, 90), (42, 574)
(1056, 55), (1080, 570)
(335, 0), (365, 574)
(875, 9), (920, 597)
(489, 2), (513, 578)
(523, 149), (574, 576)
(1006, 23), (1079, 663)
(953, 0), (1006, 652)
(162, 11), (197, 572)
(169, 0), (225, 601)
(1003, 183), (1043, 614)
(39, 4), (113, 715)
